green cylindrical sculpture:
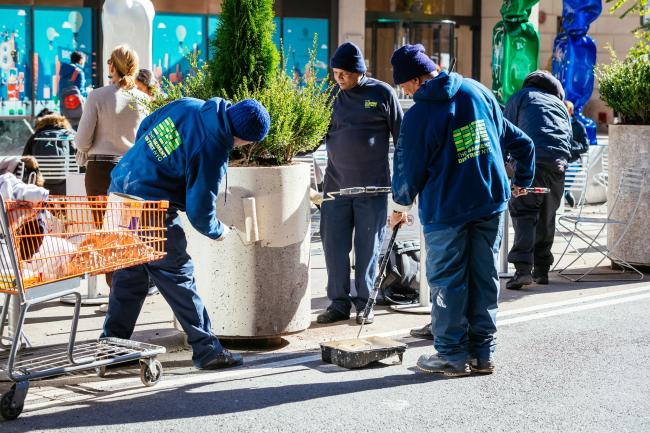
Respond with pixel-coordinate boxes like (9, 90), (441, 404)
(492, 0), (540, 104)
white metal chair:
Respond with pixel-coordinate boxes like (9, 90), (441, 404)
(552, 156), (590, 270)
(557, 167), (646, 282)
(595, 146), (608, 188)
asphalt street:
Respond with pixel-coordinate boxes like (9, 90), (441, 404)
(3, 286), (650, 433)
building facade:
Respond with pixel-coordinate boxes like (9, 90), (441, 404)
(0, 0), (640, 126)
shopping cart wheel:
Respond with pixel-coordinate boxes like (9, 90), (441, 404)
(96, 366), (108, 378)
(1, 387), (24, 421)
(139, 358), (163, 387)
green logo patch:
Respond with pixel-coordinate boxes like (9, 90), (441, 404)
(452, 120), (491, 164)
(145, 117), (182, 161)
(364, 99), (378, 108)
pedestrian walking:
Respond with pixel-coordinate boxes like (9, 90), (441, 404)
(317, 42), (403, 325)
(389, 44), (535, 376)
(104, 96), (270, 370)
(74, 44), (148, 298)
(504, 71), (573, 289)
(58, 51), (87, 129)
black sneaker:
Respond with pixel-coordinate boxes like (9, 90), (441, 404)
(470, 358), (495, 375)
(506, 271), (533, 290)
(200, 349), (243, 370)
(316, 308), (349, 324)
(355, 309), (374, 325)
(532, 268), (549, 285)
(416, 354), (470, 377)
(410, 323), (433, 340)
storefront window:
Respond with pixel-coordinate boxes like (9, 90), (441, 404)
(207, 15), (219, 59)
(367, 0), (473, 16)
(33, 7), (93, 114)
(0, 7), (30, 117)
(152, 14), (206, 83)
(282, 18), (328, 82)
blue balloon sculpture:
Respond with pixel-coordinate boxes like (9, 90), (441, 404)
(552, 0), (602, 145)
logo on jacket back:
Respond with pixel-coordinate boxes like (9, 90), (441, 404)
(145, 117), (182, 162)
(364, 99), (378, 109)
(452, 119), (491, 164)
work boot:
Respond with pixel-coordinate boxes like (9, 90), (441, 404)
(506, 264), (533, 290)
(416, 354), (470, 377)
(355, 309), (374, 325)
(533, 266), (549, 285)
(200, 349), (243, 370)
(316, 307), (349, 324)
(410, 323), (433, 340)
(470, 358), (495, 375)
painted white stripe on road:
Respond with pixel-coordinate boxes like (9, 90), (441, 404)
(497, 285), (650, 318)
(498, 292), (650, 326)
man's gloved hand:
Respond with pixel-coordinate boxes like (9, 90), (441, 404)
(309, 188), (324, 206)
(216, 225), (231, 242)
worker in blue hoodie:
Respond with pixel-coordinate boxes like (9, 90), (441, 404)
(317, 42), (403, 325)
(102, 97), (270, 370)
(504, 71), (573, 290)
(389, 45), (535, 376)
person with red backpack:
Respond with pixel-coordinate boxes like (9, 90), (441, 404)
(58, 51), (87, 129)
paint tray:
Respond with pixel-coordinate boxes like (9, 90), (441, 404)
(320, 336), (407, 369)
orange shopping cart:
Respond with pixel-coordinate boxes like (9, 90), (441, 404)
(0, 194), (169, 420)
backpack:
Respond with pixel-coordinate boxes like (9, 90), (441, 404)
(59, 69), (84, 121)
(379, 239), (421, 305)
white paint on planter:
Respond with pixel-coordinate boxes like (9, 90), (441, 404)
(182, 163), (312, 337)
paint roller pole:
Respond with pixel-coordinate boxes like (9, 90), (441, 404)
(390, 227), (431, 314)
(499, 209), (513, 278)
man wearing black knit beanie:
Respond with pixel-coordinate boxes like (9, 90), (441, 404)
(317, 42), (403, 325)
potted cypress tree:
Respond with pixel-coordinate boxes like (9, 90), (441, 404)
(143, 0), (333, 339)
(596, 28), (650, 267)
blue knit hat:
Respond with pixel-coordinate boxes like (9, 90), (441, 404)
(330, 42), (367, 73)
(391, 44), (437, 85)
(226, 99), (271, 142)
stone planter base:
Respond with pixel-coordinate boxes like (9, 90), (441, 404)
(182, 163), (312, 337)
(607, 124), (650, 266)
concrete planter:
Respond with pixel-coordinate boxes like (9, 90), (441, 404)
(182, 163), (312, 337)
(607, 124), (650, 266)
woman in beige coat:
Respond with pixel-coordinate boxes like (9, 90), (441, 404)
(75, 45), (148, 294)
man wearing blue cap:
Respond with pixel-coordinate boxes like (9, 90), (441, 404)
(103, 97), (270, 370)
(317, 42), (403, 325)
(389, 44), (535, 376)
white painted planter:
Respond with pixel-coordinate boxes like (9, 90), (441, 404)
(607, 124), (650, 266)
(182, 163), (312, 337)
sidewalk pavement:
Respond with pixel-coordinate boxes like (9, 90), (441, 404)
(2, 204), (648, 376)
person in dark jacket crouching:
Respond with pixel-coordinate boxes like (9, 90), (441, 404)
(104, 97), (270, 370)
(390, 44), (535, 376)
(504, 70), (573, 289)
(316, 42), (403, 325)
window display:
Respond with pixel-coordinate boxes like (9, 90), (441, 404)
(0, 7), (30, 117)
(152, 13), (206, 83)
(33, 8), (93, 114)
(282, 18), (328, 82)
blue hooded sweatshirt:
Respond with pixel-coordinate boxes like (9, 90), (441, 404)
(110, 97), (233, 239)
(391, 72), (535, 231)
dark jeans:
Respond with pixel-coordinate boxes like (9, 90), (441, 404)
(425, 212), (504, 362)
(320, 195), (387, 315)
(508, 161), (566, 270)
(85, 160), (118, 288)
(101, 211), (225, 368)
